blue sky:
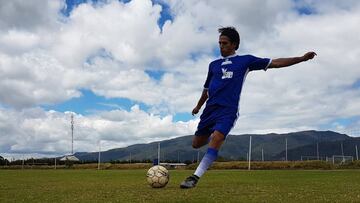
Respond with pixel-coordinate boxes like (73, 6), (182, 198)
(42, 88), (193, 121)
(43, 89), (148, 114)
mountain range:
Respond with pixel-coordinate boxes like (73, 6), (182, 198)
(74, 130), (360, 162)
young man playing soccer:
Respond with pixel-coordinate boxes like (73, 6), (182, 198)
(180, 27), (316, 189)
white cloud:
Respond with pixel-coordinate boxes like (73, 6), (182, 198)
(0, 0), (64, 31)
(1, 0), (360, 158)
(52, 0), (163, 68)
(0, 106), (197, 158)
(0, 51), (81, 108)
(238, 3), (360, 130)
(0, 30), (41, 54)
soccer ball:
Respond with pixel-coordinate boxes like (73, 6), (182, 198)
(146, 165), (169, 188)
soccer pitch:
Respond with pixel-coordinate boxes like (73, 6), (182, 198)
(1, 169), (359, 202)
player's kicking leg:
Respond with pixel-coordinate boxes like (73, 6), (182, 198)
(180, 131), (224, 189)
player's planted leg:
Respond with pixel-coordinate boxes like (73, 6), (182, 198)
(180, 131), (224, 189)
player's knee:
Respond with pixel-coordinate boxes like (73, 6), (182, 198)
(209, 131), (225, 149)
(212, 135), (223, 144)
(192, 141), (201, 149)
(192, 135), (208, 149)
(192, 138), (207, 149)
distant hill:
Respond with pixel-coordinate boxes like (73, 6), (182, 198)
(74, 130), (359, 162)
(275, 137), (360, 161)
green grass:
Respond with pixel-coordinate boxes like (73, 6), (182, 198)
(1, 169), (360, 202)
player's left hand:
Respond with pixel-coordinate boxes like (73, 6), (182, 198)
(302, 52), (317, 61)
(192, 107), (200, 116)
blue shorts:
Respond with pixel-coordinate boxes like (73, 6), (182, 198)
(195, 105), (238, 138)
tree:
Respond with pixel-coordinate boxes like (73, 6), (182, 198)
(0, 156), (9, 166)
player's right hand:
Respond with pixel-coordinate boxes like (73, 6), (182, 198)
(192, 107), (200, 115)
(303, 51), (317, 61)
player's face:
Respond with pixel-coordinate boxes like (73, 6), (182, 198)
(219, 35), (236, 57)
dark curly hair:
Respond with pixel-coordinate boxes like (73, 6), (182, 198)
(218, 27), (240, 50)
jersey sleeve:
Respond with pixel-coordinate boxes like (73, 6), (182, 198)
(248, 55), (272, 71)
(203, 64), (213, 89)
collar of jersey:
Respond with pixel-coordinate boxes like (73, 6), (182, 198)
(222, 53), (237, 59)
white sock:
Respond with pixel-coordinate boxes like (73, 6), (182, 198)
(194, 147), (218, 178)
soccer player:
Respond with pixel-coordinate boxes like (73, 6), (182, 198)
(180, 27), (316, 189)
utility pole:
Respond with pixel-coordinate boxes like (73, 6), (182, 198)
(129, 152), (132, 163)
(248, 136), (252, 170)
(22, 155), (24, 169)
(356, 145), (359, 161)
(71, 114), (74, 155)
(157, 142), (160, 165)
(317, 142), (319, 160)
(340, 142), (345, 163)
(98, 140), (101, 170)
(285, 138), (288, 161)
(262, 148), (264, 162)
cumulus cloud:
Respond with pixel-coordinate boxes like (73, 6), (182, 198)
(0, 51), (82, 108)
(1, 0), (360, 158)
(0, 106), (197, 158)
(0, 0), (212, 110)
(0, 0), (63, 31)
(237, 2), (360, 132)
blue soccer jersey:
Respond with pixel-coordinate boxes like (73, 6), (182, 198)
(203, 54), (271, 109)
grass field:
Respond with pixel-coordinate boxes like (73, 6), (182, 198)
(1, 169), (359, 203)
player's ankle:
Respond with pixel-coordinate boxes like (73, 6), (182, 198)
(192, 174), (200, 180)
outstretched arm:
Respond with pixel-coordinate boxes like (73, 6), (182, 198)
(192, 89), (208, 115)
(268, 52), (317, 69)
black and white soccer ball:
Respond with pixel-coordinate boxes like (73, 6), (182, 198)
(146, 165), (169, 188)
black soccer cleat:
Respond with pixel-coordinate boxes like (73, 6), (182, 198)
(180, 175), (199, 189)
